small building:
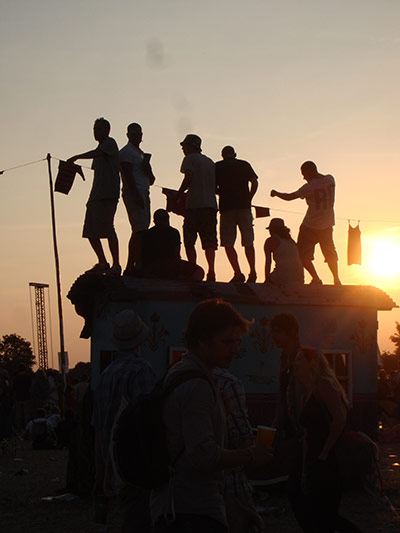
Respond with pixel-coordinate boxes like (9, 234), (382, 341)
(69, 275), (397, 438)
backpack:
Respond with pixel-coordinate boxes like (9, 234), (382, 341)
(111, 368), (214, 490)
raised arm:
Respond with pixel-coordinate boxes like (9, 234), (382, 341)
(270, 189), (299, 201)
(67, 147), (104, 163)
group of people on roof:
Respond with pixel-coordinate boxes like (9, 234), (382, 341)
(67, 118), (341, 286)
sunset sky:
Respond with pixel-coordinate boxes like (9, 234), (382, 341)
(1, 0), (399, 368)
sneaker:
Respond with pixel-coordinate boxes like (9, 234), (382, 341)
(85, 263), (110, 274)
(247, 272), (257, 283)
(309, 278), (323, 286)
(230, 273), (245, 283)
(105, 265), (122, 277)
(206, 272), (216, 282)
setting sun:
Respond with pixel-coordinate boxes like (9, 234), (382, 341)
(366, 239), (400, 281)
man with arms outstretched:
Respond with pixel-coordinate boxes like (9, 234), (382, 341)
(271, 161), (341, 285)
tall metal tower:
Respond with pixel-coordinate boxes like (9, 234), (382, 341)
(29, 282), (49, 370)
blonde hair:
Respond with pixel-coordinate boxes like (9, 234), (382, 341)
(301, 348), (349, 408)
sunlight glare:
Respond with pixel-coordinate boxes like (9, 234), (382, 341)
(367, 240), (400, 280)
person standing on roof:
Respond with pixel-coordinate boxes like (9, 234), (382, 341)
(177, 134), (218, 282)
(119, 123), (156, 275)
(67, 118), (121, 276)
(270, 161), (341, 285)
(215, 146), (258, 283)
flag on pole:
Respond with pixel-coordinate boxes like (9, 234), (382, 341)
(55, 160), (85, 194)
(253, 205), (270, 218)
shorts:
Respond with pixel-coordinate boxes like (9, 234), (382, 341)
(122, 189), (151, 233)
(183, 208), (218, 250)
(297, 224), (338, 263)
(82, 198), (118, 239)
(220, 208), (254, 247)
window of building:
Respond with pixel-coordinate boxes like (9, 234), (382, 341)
(323, 351), (353, 404)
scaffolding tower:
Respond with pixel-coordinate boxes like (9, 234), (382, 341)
(29, 282), (49, 370)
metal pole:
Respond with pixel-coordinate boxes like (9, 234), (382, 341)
(46, 154), (66, 376)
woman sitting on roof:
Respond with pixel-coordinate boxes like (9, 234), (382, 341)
(264, 218), (304, 286)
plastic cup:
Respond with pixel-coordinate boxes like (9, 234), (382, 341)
(256, 425), (276, 447)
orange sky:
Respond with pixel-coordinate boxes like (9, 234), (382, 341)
(1, 1), (399, 368)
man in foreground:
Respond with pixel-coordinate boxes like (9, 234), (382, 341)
(68, 118), (121, 276)
(271, 160), (341, 285)
(92, 309), (155, 531)
(151, 299), (271, 532)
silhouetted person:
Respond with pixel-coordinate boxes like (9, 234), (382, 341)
(271, 161), (341, 285)
(13, 362), (32, 433)
(264, 218), (304, 286)
(215, 146), (258, 283)
(68, 118), (121, 276)
(119, 123), (156, 274)
(141, 209), (204, 280)
(177, 134), (218, 281)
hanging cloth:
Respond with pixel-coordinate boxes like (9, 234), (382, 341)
(54, 160), (85, 194)
(347, 222), (362, 265)
(161, 188), (187, 217)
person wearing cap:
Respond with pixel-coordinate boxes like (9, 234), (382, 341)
(270, 161), (341, 285)
(92, 309), (155, 531)
(119, 123), (156, 275)
(215, 146), (258, 283)
(67, 118), (121, 276)
(177, 134), (218, 282)
(140, 209), (204, 280)
(264, 218), (304, 286)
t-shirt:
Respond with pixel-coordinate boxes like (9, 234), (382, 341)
(180, 153), (217, 210)
(119, 142), (151, 192)
(215, 158), (257, 212)
(294, 174), (335, 229)
(89, 137), (120, 201)
(142, 224), (181, 266)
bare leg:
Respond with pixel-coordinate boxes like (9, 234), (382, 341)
(107, 231), (120, 268)
(244, 245), (257, 281)
(302, 258), (322, 283)
(88, 238), (108, 265)
(224, 246), (242, 275)
(126, 233), (136, 272)
(185, 244), (197, 264)
(205, 248), (216, 280)
(327, 259), (341, 285)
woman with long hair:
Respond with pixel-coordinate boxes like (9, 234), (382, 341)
(264, 218), (304, 286)
(294, 348), (361, 532)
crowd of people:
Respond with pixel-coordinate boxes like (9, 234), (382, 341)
(66, 118), (341, 286)
(88, 301), (362, 532)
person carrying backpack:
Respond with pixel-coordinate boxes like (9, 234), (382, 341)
(151, 299), (271, 533)
(92, 309), (155, 530)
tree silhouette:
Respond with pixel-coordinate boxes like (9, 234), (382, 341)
(0, 334), (35, 375)
(390, 322), (400, 357)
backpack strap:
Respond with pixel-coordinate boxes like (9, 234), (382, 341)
(162, 368), (217, 400)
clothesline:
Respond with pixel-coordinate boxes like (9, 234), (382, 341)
(1, 155), (400, 227)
